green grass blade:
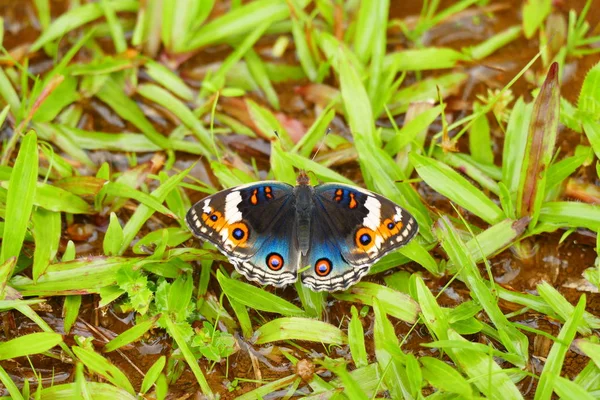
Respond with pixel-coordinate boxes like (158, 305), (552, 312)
(437, 217), (529, 366)
(140, 356), (166, 395)
(63, 295), (82, 335)
(30, 1), (139, 51)
(31, 208), (60, 282)
(217, 270), (305, 317)
(538, 201), (600, 231)
(254, 317), (347, 345)
(348, 306), (368, 368)
(104, 315), (159, 352)
(534, 295), (586, 400)
(1, 130), (38, 263)
(0, 332), (62, 360)
(181, 0), (288, 51)
(334, 282), (419, 323)
(163, 315), (213, 397)
(73, 346), (135, 395)
(411, 152), (505, 224)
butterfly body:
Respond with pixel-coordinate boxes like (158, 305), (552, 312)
(186, 172), (418, 292)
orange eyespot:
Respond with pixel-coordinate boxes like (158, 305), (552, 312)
(202, 209), (226, 230)
(266, 253), (284, 271)
(228, 222), (249, 245)
(355, 227), (376, 252)
(379, 218), (402, 238)
(315, 258), (332, 277)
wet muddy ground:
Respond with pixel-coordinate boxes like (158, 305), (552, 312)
(1, 0), (599, 398)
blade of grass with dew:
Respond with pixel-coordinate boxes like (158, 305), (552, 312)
(534, 295), (586, 400)
(348, 306), (368, 368)
(119, 167), (191, 254)
(0, 332), (62, 360)
(31, 208), (61, 282)
(95, 76), (172, 149)
(538, 201), (600, 231)
(388, 72), (467, 115)
(216, 270), (305, 317)
(253, 317), (346, 345)
(72, 346), (135, 395)
(516, 62), (560, 225)
(136, 83), (212, 154)
(30, 1), (138, 51)
(10, 257), (136, 296)
(181, 0), (289, 51)
(411, 152), (505, 224)
(1, 130), (37, 263)
(333, 282), (419, 323)
(437, 217), (528, 366)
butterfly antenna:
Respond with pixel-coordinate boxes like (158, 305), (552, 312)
(310, 128), (331, 162)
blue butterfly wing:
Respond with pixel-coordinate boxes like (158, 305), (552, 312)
(300, 183), (418, 292)
(186, 182), (299, 287)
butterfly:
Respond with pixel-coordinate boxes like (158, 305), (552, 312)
(185, 172), (418, 292)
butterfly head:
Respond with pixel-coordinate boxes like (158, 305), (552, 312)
(297, 170), (310, 186)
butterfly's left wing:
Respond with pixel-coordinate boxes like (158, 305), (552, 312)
(300, 183), (418, 292)
(186, 182), (299, 287)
